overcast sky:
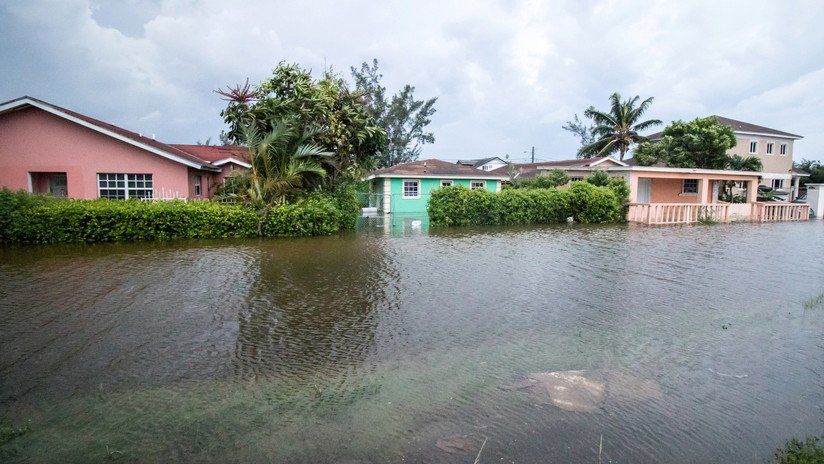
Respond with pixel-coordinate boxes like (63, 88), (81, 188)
(2, 0), (822, 163)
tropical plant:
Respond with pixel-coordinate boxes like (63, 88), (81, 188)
(351, 59), (438, 167)
(233, 123), (330, 208)
(634, 117), (737, 169)
(578, 93), (662, 160)
(721, 155), (762, 201)
(217, 62), (387, 183)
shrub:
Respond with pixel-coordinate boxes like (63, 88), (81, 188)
(511, 169), (570, 189)
(428, 184), (620, 227)
(567, 181), (620, 224)
(0, 188), (358, 244)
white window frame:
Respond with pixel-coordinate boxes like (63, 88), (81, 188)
(766, 142), (773, 155)
(194, 175), (202, 196)
(749, 140), (758, 154)
(97, 173), (153, 199)
(470, 180), (486, 190)
(440, 180), (453, 187)
(570, 176), (584, 182)
(401, 179), (420, 199)
(682, 179), (699, 194)
(779, 143), (787, 156)
(772, 179), (784, 189)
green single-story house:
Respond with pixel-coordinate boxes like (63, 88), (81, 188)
(366, 159), (509, 214)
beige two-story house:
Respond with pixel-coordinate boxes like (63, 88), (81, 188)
(650, 116), (806, 199)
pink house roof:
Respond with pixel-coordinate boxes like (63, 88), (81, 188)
(170, 144), (251, 168)
(0, 96), (227, 171)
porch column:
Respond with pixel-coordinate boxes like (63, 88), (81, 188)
(792, 176), (801, 200)
(698, 178), (710, 204)
(383, 177), (391, 214)
(746, 180), (758, 203)
(629, 174), (639, 203)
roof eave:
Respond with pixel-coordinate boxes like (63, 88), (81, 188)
(0, 97), (210, 170)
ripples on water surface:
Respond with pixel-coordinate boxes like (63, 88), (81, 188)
(1, 221), (823, 463)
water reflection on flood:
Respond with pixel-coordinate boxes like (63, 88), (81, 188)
(1, 221), (823, 463)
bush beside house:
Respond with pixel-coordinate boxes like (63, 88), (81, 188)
(0, 189), (358, 244)
(428, 181), (626, 227)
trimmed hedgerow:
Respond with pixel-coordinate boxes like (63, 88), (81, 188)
(0, 188), (358, 244)
(428, 181), (624, 227)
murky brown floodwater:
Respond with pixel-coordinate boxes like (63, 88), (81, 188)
(1, 221), (823, 463)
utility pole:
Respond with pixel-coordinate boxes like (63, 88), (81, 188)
(531, 146), (535, 163)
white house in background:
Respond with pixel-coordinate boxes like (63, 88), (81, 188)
(456, 157), (508, 172)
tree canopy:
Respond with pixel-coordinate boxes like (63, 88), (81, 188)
(351, 59), (437, 167)
(633, 117), (737, 169)
(578, 93), (662, 160)
(218, 62), (387, 183)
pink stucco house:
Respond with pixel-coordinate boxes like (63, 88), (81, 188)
(0, 96), (250, 199)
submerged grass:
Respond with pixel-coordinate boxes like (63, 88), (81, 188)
(0, 333), (587, 463)
(802, 291), (824, 310)
(774, 436), (824, 463)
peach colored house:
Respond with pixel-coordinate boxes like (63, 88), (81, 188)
(497, 157), (810, 224)
(0, 96), (250, 200)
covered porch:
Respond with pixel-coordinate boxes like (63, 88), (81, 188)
(623, 167), (810, 224)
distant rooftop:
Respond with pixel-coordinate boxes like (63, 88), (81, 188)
(455, 156), (505, 168)
(369, 158), (508, 178)
(648, 116), (803, 140)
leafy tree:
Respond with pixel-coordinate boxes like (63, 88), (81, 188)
(351, 59), (437, 167)
(562, 113), (597, 148)
(511, 169), (570, 189)
(634, 117), (737, 169)
(796, 159), (824, 188)
(579, 93), (662, 160)
(584, 170), (610, 186)
(217, 62), (387, 183)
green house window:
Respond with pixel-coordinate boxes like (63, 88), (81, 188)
(402, 179), (420, 199)
(470, 180), (485, 190)
(441, 180), (453, 187)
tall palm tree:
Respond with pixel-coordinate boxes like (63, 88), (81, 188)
(239, 122), (331, 206)
(579, 93), (662, 160)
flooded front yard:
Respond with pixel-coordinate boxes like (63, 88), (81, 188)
(1, 221), (822, 462)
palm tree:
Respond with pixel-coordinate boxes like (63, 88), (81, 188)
(579, 93), (662, 160)
(238, 122), (331, 206)
(722, 155), (762, 202)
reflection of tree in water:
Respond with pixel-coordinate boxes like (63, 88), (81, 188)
(234, 235), (399, 380)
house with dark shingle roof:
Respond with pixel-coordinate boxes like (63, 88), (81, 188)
(365, 159), (508, 214)
(0, 96), (250, 199)
(645, 115), (805, 197)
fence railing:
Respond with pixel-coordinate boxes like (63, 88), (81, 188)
(753, 202), (810, 222)
(627, 203), (730, 224)
(628, 202), (811, 224)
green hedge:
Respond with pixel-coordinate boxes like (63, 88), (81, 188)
(428, 181), (624, 227)
(0, 189), (358, 244)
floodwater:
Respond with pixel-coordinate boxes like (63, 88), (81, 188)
(1, 220), (822, 463)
